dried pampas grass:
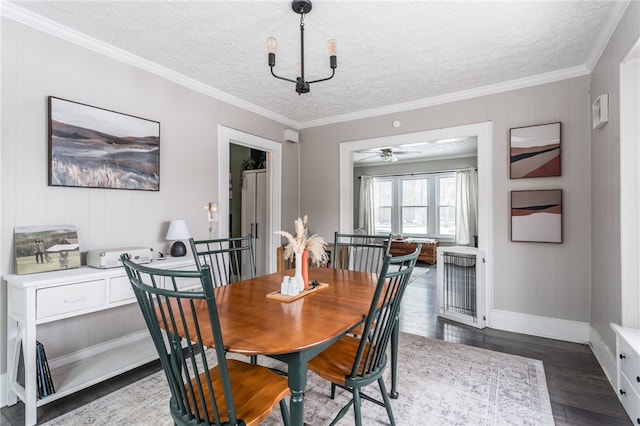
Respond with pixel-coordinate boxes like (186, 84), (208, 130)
(275, 215), (328, 266)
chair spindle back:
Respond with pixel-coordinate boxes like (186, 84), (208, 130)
(350, 245), (421, 383)
(333, 232), (392, 273)
(190, 234), (256, 287)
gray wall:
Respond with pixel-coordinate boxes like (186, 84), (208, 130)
(0, 18), (298, 374)
(590, 1), (639, 351)
(300, 76), (592, 325)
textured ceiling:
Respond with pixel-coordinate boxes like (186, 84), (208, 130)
(6, 1), (624, 126)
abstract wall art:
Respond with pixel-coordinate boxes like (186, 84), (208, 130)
(511, 189), (562, 243)
(510, 122), (561, 179)
(48, 97), (160, 191)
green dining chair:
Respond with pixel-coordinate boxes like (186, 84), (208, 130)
(190, 234), (256, 287)
(190, 234), (259, 365)
(333, 231), (406, 399)
(332, 232), (392, 273)
(308, 245), (420, 426)
(121, 254), (290, 426)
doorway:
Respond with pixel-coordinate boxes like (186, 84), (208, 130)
(218, 126), (282, 273)
(230, 144), (268, 275)
(338, 122), (493, 326)
(619, 37), (640, 328)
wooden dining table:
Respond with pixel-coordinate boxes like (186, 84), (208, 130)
(199, 267), (383, 426)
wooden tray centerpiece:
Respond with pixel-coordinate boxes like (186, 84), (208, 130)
(266, 282), (329, 303)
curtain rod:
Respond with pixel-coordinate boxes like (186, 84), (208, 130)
(357, 168), (476, 179)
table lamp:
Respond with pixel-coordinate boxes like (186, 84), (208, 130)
(166, 219), (190, 257)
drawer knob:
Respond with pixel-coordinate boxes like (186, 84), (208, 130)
(637, 376), (640, 383)
(619, 389), (626, 396)
(619, 353), (626, 360)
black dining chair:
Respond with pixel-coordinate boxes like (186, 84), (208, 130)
(121, 254), (290, 426)
(332, 232), (392, 273)
(307, 246), (420, 426)
(189, 234), (256, 287)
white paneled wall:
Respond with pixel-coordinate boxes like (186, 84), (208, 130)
(1, 18), (294, 377)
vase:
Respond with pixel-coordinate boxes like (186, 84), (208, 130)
(294, 249), (310, 292)
(295, 251), (304, 292)
(301, 249), (309, 290)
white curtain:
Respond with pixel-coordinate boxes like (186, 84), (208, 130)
(455, 169), (478, 246)
(358, 176), (375, 234)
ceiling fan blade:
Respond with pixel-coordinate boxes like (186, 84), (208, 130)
(393, 149), (421, 155)
(357, 154), (381, 161)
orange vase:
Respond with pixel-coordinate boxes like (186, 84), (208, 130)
(301, 249), (309, 289)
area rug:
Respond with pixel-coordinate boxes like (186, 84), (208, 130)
(42, 333), (554, 426)
(408, 265), (429, 282)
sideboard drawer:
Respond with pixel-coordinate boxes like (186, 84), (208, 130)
(620, 337), (640, 395)
(109, 275), (136, 303)
(37, 280), (106, 319)
(619, 374), (640, 425)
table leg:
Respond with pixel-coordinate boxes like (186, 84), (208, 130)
(287, 353), (308, 426)
(390, 314), (399, 399)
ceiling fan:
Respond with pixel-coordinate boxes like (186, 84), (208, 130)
(358, 147), (421, 162)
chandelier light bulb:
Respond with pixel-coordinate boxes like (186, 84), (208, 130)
(327, 39), (337, 56)
(267, 0), (336, 94)
(267, 37), (277, 54)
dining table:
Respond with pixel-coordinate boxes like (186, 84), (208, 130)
(198, 267), (390, 426)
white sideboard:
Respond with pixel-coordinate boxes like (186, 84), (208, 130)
(4, 257), (195, 426)
(611, 323), (640, 425)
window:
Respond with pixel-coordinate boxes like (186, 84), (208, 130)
(372, 172), (456, 238)
(373, 179), (392, 234)
(401, 179), (428, 234)
(438, 176), (456, 235)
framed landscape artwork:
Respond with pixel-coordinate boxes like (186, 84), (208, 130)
(14, 225), (81, 274)
(510, 122), (561, 179)
(511, 190), (562, 243)
(48, 97), (160, 191)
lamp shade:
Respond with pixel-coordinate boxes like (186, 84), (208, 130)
(166, 220), (190, 240)
(166, 220), (190, 257)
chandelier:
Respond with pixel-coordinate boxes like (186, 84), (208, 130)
(267, 0), (337, 95)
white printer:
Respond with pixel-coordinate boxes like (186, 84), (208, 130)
(86, 247), (153, 269)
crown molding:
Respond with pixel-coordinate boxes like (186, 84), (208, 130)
(3, 2), (616, 131)
(584, 0), (631, 72)
(0, 3), (298, 129)
(298, 65), (591, 129)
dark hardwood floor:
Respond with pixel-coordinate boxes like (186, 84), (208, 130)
(2, 264), (631, 425)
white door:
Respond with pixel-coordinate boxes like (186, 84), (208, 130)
(242, 170), (267, 276)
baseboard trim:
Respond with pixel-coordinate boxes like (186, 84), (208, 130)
(1, 372), (7, 407)
(491, 309), (590, 343)
(589, 325), (617, 392)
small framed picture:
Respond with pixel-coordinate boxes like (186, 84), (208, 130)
(510, 122), (561, 179)
(14, 225), (81, 274)
(511, 190), (562, 243)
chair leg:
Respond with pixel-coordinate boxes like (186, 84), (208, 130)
(352, 387), (363, 426)
(329, 398), (354, 426)
(279, 399), (290, 426)
(390, 314), (399, 398)
(330, 382), (336, 399)
(378, 377), (396, 426)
